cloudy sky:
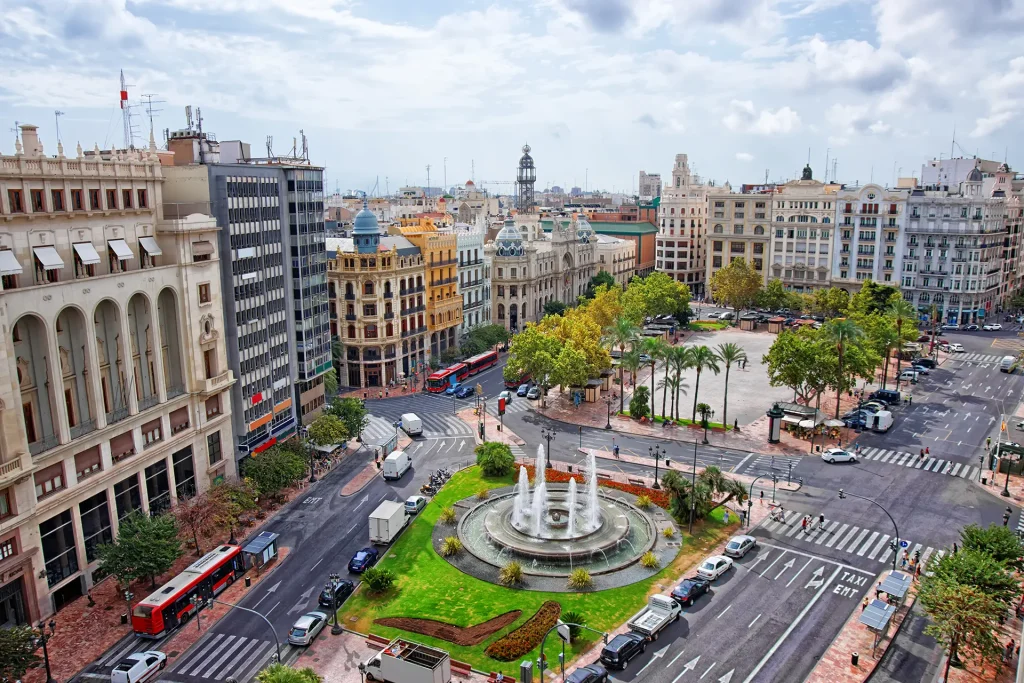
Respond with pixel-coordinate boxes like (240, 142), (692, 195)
(1, 0), (1022, 195)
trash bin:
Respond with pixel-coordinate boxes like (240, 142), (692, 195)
(245, 576), (252, 588)
(121, 613), (128, 625)
(852, 652), (859, 667)
(982, 477), (988, 485)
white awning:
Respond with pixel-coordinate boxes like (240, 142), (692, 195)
(108, 239), (134, 261)
(0, 250), (22, 276)
(33, 246), (64, 271)
(72, 242), (101, 265)
(138, 236), (162, 256)
(192, 240), (215, 256)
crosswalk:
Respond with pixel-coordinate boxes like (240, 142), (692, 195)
(487, 398), (532, 416)
(758, 513), (946, 568)
(361, 413), (474, 444)
(950, 353), (1005, 364)
(858, 447), (979, 480)
(168, 632), (292, 681)
(744, 453), (804, 477)
(91, 634), (174, 674)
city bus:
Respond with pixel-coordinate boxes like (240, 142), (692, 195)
(504, 371), (531, 389)
(426, 363), (469, 393)
(131, 545), (245, 638)
(463, 350), (499, 376)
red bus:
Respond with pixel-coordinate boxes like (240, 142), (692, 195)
(426, 363), (468, 393)
(505, 371), (531, 388)
(132, 545), (245, 638)
(464, 350), (499, 376)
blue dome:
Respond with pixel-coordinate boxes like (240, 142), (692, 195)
(353, 204), (380, 236)
(575, 215), (593, 243)
(495, 216), (524, 256)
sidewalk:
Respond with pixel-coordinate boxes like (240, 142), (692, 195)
(938, 607), (1022, 683)
(457, 406), (525, 447)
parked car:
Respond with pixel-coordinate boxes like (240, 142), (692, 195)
(288, 611), (328, 646)
(718, 311), (735, 321)
(527, 386), (541, 400)
(917, 333), (931, 342)
(948, 342), (965, 352)
(914, 358), (937, 369)
(498, 390), (513, 403)
(670, 576), (711, 606)
(444, 383), (461, 395)
(318, 577), (355, 609)
(822, 447), (857, 464)
(599, 633), (647, 669)
(984, 323), (1003, 331)
(348, 547), (379, 573)
(898, 369), (919, 382)
(868, 389), (902, 406)
(723, 535), (757, 559)
(566, 664), (609, 683)
(941, 323), (960, 330)
(111, 651), (166, 683)
(405, 495), (427, 515)
(965, 324), (980, 331)
(861, 401), (887, 413)
(517, 383), (531, 397)
(911, 363), (931, 375)
(696, 555), (734, 580)
(842, 409), (872, 423)
(844, 416), (866, 429)
(638, 353), (652, 363)
(454, 384), (474, 399)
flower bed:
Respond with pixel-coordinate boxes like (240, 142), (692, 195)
(484, 601), (562, 661)
(523, 465), (670, 509)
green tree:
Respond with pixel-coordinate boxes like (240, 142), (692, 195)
(716, 343), (747, 430)
(590, 270), (617, 292)
(440, 348), (461, 365)
(667, 346), (692, 421)
(507, 324), (561, 392)
(709, 258), (762, 321)
(0, 626), (39, 682)
(1009, 287), (1024, 313)
(696, 402), (712, 428)
(919, 581), (1004, 680)
(544, 299), (567, 317)
(886, 297), (917, 382)
(243, 446), (308, 498)
(639, 336), (669, 420)
(756, 278), (789, 311)
(688, 345), (721, 422)
(462, 324), (511, 356)
(329, 397), (370, 443)
(551, 345), (590, 395)
(621, 272), (689, 324)
(812, 287), (851, 319)
(696, 466), (747, 513)
(959, 523), (1024, 571)
(927, 548), (1018, 606)
(582, 284), (623, 330)
(256, 663), (324, 683)
(629, 385), (650, 420)
(823, 318), (865, 419)
(762, 329), (824, 404)
(602, 317), (640, 414)
(307, 413), (349, 449)
(99, 511), (183, 589)
(362, 566), (396, 592)
(322, 366), (338, 396)
(475, 442), (516, 477)
(172, 490), (228, 556)
(849, 280), (901, 317)
(213, 479), (259, 538)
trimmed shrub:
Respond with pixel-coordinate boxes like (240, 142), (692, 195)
(567, 568), (593, 590)
(476, 442), (516, 477)
(484, 601), (562, 661)
(635, 494), (653, 509)
(440, 536), (463, 557)
(499, 561), (525, 587)
(560, 610), (586, 641)
(662, 526), (676, 538)
(476, 487), (490, 500)
(640, 551), (659, 569)
(362, 567), (396, 593)
(439, 506), (457, 524)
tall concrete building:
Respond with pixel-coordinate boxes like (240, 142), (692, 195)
(638, 171), (661, 201)
(0, 125), (234, 620)
(455, 224), (490, 334)
(704, 184), (773, 288)
(163, 127), (330, 461)
(901, 166), (1005, 325)
(767, 165), (839, 293)
(395, 219), (463, 357)
(831, 185), (909, 291)
(657, 154), (710, 297)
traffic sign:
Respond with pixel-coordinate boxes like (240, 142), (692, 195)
(900, 540), (908, 548)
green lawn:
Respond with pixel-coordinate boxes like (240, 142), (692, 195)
(338, 467), (736, 674)
(688, 321), (729, 331)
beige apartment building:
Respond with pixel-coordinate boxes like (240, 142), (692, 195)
(704, 184), (773, 288)
(657, 154), (710, 298)
(768, 166), (840, 293)
(595, 233), (637, 287)
(0, 125), (234, 621)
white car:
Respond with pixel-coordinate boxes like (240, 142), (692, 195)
(288, 611), (328, 646)
(898, 369), (919, 381)
(948, 342), (964, 352)
(983, 323), (1002, 331)
(111, 651), (166, 683)
(696, 555), (734, 580)
(822, 447), (857, 464)
(941, 323), (960, 330)
(498, 390), (513, 404)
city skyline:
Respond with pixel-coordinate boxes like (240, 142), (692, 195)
(0, 0), (1021, 194)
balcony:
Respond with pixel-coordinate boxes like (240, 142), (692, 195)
(29, 434), (60, 456)
(138, 395), (160, 412)
(384, 291), (393, 299)
(106, 407), (129, 425)
(464, 299), (484, 311)
(345, 292), (355, 300)
(199, 370), (232, 395)
(401, 304), (425, 316)
(385, 352), (396, 360)
(0, 457), (25, 487)
(402, 326), (427, 338)
(399, 285), (425, 296)
(69, 419), (97, 440)
(345, 314), (357, 321)
(384, 312), (394, 320)
(435, 258), (457, 267)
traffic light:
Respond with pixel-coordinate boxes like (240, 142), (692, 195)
(498, 397), (506, 415)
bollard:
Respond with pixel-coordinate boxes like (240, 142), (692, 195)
(121, 613), (128, 625)
(245, 576), (252, 588)
(852, 652), (859, 667)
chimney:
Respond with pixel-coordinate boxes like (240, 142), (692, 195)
(19, 124), (43, 156)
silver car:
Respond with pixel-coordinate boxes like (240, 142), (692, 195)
(288, 611), (328, 646)
(723, 535), (756, 558)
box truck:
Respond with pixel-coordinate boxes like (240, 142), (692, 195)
(369, 500), (408, 544)
(401, 413), (423, 436)
(362, 638), (452, 683)
(383, 450), (411, 480)
(867, 410), (894, 433)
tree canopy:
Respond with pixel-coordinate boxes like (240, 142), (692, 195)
(243, 444), (308, 498)
(543, 299), (567, 317)
(256, 663), (324, 683)
(621, 272), (690, 324)
(306, 413), (349, 448)
(98, 511), (183, 589)
(709, 258), (762, 314)
(0, 626), (39, 682)
(328, 397), (370, 442)
(959, 523), (1024, 571)
(848, 280), (901, 317)
(475, 442), (516, 477)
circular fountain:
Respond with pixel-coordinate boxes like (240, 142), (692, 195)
(456, 448), (658, 577)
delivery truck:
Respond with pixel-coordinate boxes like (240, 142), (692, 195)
(362, 638), (452, 683)
(866, 410), (894, 433)
(370, 500), (408, 544)
(627, 594), (681, 641)
(401, 413), (423, 436)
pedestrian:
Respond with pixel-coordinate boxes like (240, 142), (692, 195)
(385, 389), (389, 397)
(760, 490), (764, 505)
(818, 513), (826, 530)
(952, 542), (958, 555)
(862, 597), (869, 611)
(920, 448), (925, 459)
(363, 389), (368, 400)
(914, 563), (922, 580)
(379, 390), (383, 400)
(1006, 640), (1015, 662)
(925, 446), (929, 456)
(801, 516), (808, 532)
(724, 509), (731, 524)
(875, 582), (883, 599)
(909, 395), (913, 406)
(901, 551), (908, 569)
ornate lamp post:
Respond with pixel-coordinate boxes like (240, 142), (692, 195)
(604, 395), (613, 429)
(541, 428), (555, 470)
(648, 445), (663, 489)
(33, 619), (57, 683)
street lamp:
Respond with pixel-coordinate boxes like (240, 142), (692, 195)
(578, 425), (583, 449)
(688, 437), (699, 534)
(328, 573), (343, 635)
(541, 428), (555, 470)
(839, 488), (901, 571)
(648, 445), (663, 489)
(33, 619), (57, 683)
(604, 395), (613, 430)
(1001, 452), (1015, 497)
(301, 425), (316, 484)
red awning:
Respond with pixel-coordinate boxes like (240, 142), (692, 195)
(253, 438), (277, 454)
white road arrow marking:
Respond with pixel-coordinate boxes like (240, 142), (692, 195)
(251, 580), (281, 609)
(717, 671), (734, 683)
(636, 645), (670, 675)
(804, 566), (825, 590)
(700, 662), (717, 679)
(354, 494), (369, 510)
(774, 558), (795, 580)
(671, 656), (702, 682)
(749, 553), (769, 571)
(288, 587), (316, 614)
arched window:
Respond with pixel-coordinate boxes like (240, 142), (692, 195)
(345, 283), (354, 296)
(386, 323), (394, 336)
(754, 226), (765, 235)
(384, 282), (392, 295)
(497, 304), (505, 320)
(776, 216), (784, 221)
(810, 216), (818, 223)
(347, 324), (356, 338)
(416, 275), (423, 288)
(823, 217), (831, 224)
(713, 224), (723, 234)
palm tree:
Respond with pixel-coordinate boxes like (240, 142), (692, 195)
(875, 325), (899, 390)
(886, 298), (916, 385)
(824, 318), (864, 418)
(669, 346), (693, 421)
(602, 317), (640, 415)
(716, 343), (747, 430)
(689, 345), (721, 422)
(697, 466), (748, 515)
(639, 336), (668, 421)
(620, 349), (642, 389)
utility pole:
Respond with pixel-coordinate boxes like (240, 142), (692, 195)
(54, 111), (65, 146)
(426, 164), (431, 196)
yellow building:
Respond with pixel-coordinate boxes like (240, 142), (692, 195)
(396, 218), (463, 358)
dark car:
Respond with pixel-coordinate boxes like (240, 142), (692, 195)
(868, 389), (902, 406)
(599, 633), (646, 670)
(965, 324), (979, 331)
(566, 664), (608, 683)
(782, 318), (796, 326)
(914, 357), (937, 369)
(348, 547), (379, 573)
(517, 383), (531, 397)
(670, 577), (711, 607)
(318, 578), (355, 608)
(455, 385), (474, 399)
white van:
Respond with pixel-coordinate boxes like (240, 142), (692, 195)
(400, 413), (422, 436)
(867, 410), (894, 433)
(718, 311), (735, 321)
(382, 450), (411, 480)
(1000, 356), (1017, 373)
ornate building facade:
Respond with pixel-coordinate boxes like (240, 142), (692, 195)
(657, 154), (710, 297)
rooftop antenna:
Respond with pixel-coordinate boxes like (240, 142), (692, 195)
(426, 164), (431, 195)
(196, 107), (205, 163)
(300, 129), (308, 160)
(185, 106), (193, 131)
(54, 110), (65, 145)
(765, 169), (769, 184)
(140, 94), (165, 137)
(385, 176), (389, 196)
(824, 148), (830, 183)
(951, 123), (956, 159)
(119, 69), (135, 149)
(266, 135), (274, 157)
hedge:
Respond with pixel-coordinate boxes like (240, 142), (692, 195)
(522, 466), (671, 509)
(484, 601), (562, 661)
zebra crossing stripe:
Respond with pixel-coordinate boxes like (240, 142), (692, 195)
(816, 521), (839, 544)
(856, 531), (880, 556)
(215, 637), (262, 679)
(914, 457), (926, 469)
(950, 463), (962, 477)
(180, 634), (226, 675)
(867, 534), (890, 559)
(826, 523), (849, 548)
(189, 635), (236, 676)
(835, 526), (863, 551)
(784, 520), (804, 538)
(102, 638), (142, 667)
(941, 462), (953, 474)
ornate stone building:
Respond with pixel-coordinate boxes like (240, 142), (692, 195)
(767, 165), (840, 293)
(657, 154), (710, 297)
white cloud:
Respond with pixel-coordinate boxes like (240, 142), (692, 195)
(735, 152), (754, 161)
(971, 56), (1024, 138)
(722, 100), (801, 135)
(825, 104), (892, 144)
